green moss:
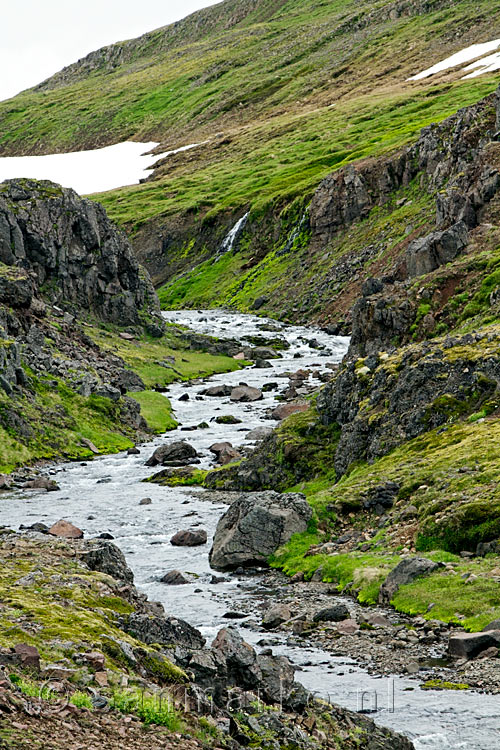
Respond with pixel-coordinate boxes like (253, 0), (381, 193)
(421, 680), (470, 690)
(141, 652), (188, 685)
(0, 374), (134, 473)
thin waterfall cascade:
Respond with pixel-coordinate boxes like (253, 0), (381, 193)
(217, 212), (250, 257)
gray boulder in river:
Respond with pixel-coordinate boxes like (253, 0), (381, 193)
(209, 491), (312, 570)
(145, 441), (199, 467)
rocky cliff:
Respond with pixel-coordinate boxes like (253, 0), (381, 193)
(0, 179), (163, 332)
(0, 179), (169, 469)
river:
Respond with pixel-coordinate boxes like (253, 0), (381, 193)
(0, 309), (499, 749)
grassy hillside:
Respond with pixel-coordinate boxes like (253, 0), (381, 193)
(0, 0), (499, 250)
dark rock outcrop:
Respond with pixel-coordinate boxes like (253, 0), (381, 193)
(78, 539), (134, 583)
(317, 332), (500, 477)
(127, 612), (206, 650)
(310, 92), (499, 248)
(0, 179), (163, 332)
(378, 557), (439, 604)
(209, 491), (312, 570)
(406, 221), (469, 278)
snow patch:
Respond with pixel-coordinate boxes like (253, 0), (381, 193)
(408, 38), (500, 81)
(0, 140), (205, 195)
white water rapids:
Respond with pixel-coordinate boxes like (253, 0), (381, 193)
(0, 309), (499, 749)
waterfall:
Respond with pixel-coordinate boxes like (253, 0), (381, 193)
(218, 212), (249, 257)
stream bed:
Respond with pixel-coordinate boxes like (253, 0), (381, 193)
(1, 309), (499, 749)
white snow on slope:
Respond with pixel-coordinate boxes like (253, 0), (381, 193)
(408, 38), (500, 81)
(0, 140), (204, 195)
(462, 51), (500, 79)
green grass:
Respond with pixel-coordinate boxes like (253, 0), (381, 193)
(127, 390), (177, 433)
(392, 560), (500, 631)
(1, 0), (497, 233)
(0, 376), (134, 473)
(0, 325), (243, 472)
(70, 691), (94, 709)
(270, 534), (397, 605)
(89, 328), (242, 389)
(110, 689), (184, 729)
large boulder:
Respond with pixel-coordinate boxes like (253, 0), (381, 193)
(78, 539), (134, 583)
(145, 441), (199, 467)
(230, 385), (263, 402)
(209, 491), (312, 570)
(378, 557), (439, 604)
(127, 613), (206, 650)
(448, 631), (500, 660)
(211, 627), (298, 707)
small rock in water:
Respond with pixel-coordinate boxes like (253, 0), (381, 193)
(49, 520), (83, 539)
(161, 570), (189, 585)
(211, 575), (228, 584)
(222, 612), (249, 619)
(215, 415), (242, 425)
(178, 393), (190, 401)
(127, 447), (140, 455)
(230, 385), (263, 402)
(209, 442), (242, 465)
(170, 529), (208, 547)
(145, 441), (199, 467)
(202, 384), (232, 397)
(98, 533), (115, 540)
(139, 497), (152, 506)
(24, 477), (60, 492)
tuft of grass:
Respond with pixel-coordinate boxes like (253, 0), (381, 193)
(110, 689), (184, 729)
(70, 691), (93, 709)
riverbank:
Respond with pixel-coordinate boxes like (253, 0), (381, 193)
(2, 309), (500, 748)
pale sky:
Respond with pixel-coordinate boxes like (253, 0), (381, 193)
(1, 1), (221, 103)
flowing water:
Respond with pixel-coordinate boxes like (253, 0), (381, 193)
(0, 309), (499, 749)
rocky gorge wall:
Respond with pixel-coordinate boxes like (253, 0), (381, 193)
(0, 179), (171, 467)
(0, 179), (164, 332)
